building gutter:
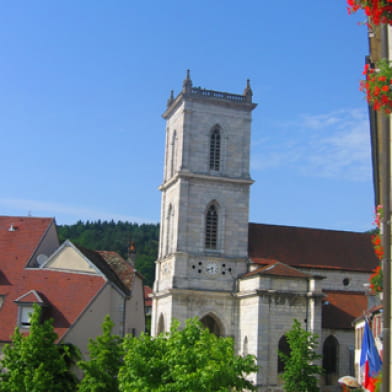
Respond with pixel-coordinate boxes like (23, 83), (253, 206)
(121, 296), (127, 338)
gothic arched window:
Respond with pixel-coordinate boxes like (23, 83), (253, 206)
(209, 127), (221, 171)
(170, 130), (177, 177)
(157, 314), (165, 335)
(243, 336), (249, 356)
(323, 335), (339, 385)
(278, 335), (290, 373)
(205, 204), (218, 249)
(165, 204), (173, 255)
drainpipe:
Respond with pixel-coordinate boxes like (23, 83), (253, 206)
(305, 278), (310, 332)
(121, 296), (127, 338)
(381, 24), (391, 392)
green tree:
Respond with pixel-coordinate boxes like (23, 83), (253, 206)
(77, 315), (124, 392)
(118, 318), (257, 392)
(279, 319), (323, 392)
(0, 304), (79, 392)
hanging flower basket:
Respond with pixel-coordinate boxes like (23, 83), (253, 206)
(371, 232), (384, 260)
(370, 265), (383, 293)
(360, 60), (392, 114)
(369, 205), (383, 293)
(373, 204), (383, 227)
(347, 0), (392, 25)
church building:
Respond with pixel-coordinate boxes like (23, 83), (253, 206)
(151, 71), (378, 392)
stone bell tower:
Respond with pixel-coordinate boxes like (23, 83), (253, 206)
(151, 71), (257, 337)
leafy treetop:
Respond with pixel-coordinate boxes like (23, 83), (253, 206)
(118, 318), (258, 392)
(279, 319), (323, 392)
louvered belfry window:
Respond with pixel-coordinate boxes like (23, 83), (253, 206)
(205, 205), (218, 249)
(209, 128), (221, 171)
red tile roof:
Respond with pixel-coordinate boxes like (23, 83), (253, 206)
(2, 270), (105, 341)
(248, 223), (378, 272)
(97, 251), (135, 292)
(322, 290), (368, 329)
(75, 246), (129, 295)
(0, 216), (55, 268)
(242, 261), (313, 279)
(0, 216), (106, 342)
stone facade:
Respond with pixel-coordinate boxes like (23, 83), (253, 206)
(152, 72), (255, 337)
(152, 72), (373, 392)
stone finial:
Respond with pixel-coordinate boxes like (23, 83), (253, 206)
(182, 69), (193, 94)
(243, 79), (253, 102)
(167, 90), (174, 107)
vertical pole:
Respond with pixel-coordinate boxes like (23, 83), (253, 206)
(381, 113), (391, 392)
(381, 24), (391, 392)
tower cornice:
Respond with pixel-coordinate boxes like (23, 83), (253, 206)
(163, 71), (257, 119)
(152, 288), (234, 299)
(162, 90), (257, 119)
(159, 170), (254, 191)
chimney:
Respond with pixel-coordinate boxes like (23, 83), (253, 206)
(128, 241), (136, 267)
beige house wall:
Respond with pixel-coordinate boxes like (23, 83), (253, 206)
(62, 280), (145, 359)
(61, 284), (119, 358)
(45, 245), (97, 274)
(123, 275), (145, 336)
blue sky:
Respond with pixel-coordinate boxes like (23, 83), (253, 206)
(0, 1), (375, 232)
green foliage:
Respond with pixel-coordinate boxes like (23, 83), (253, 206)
(77, 315), (123, 392)
(279, 319), (323, 392)
(0, 304), (79, 392)
(57, 220), (159, 286)
(118, 318), (257, 392)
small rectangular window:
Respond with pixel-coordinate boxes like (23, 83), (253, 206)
(19, 306), (34, 327)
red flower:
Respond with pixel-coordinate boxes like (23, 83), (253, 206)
(370, 265), (383, 293)
(363, 64), (370, 75)
(372, 235), (381, 246)
(361, 59), (392, 113)
(348, 0), (392, 25)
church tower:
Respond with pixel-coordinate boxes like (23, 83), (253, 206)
(151, 71), (257, 337)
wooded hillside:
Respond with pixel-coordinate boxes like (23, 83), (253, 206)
(57, 220), (159, 287)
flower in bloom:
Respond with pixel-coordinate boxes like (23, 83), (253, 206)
(347, 0), (392, 25)
(374, 204), (383, 227)
(361, 59), (392, 113)
(370, 265), (383, 293)
(372, 235), (381, 246)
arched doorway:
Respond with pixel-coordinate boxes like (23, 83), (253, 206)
(200, 314), (223, 336)
(277, 335), (290, 374)
(323, 335), (339, 385)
